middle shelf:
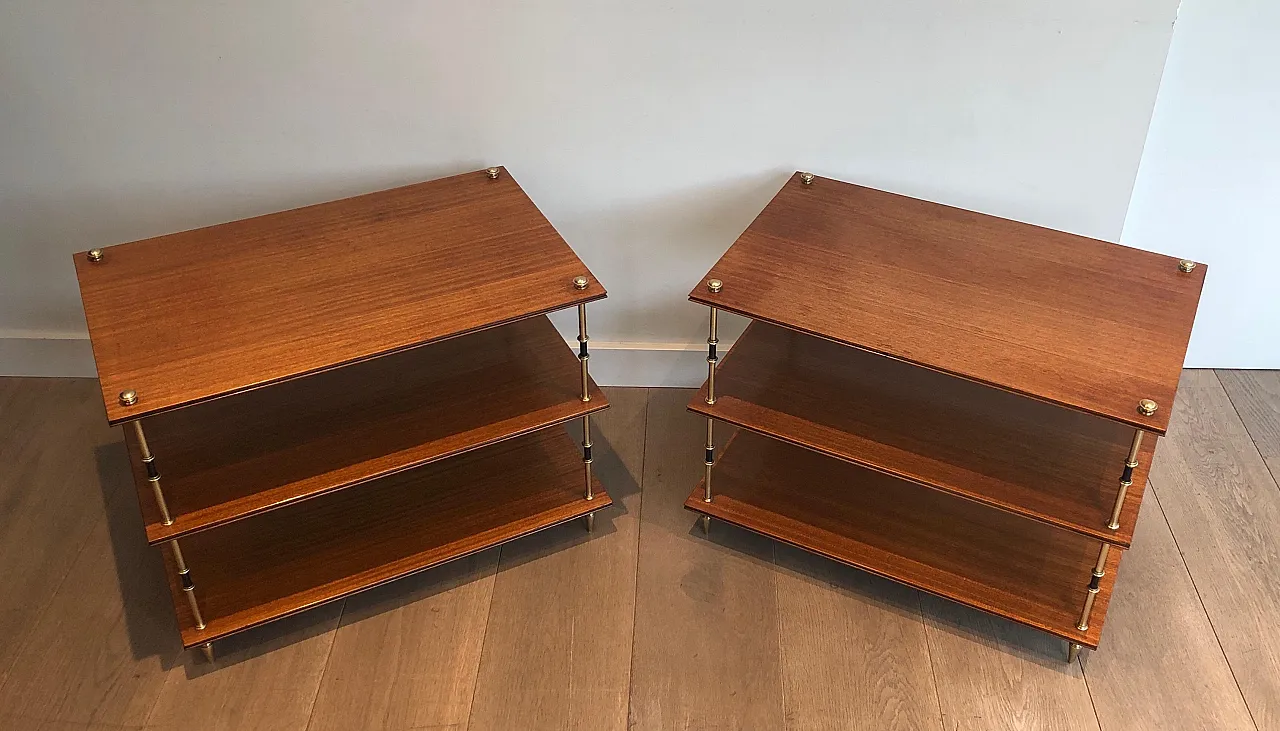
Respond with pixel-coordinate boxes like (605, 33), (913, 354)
(689, 321), (1155, 546)
(126, 315), (606, 544)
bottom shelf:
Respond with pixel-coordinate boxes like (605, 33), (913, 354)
(685, 430), (1121, 647)
(163, 427), (606, 648)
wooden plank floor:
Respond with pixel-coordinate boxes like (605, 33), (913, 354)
(0, 374), (1277, 730)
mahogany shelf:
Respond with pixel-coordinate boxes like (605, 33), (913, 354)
(164, 429), (607, 648)
(124, 315), (606, 544)
(686, 172), (1205, 657)
(684, 431), (1119, 648)
(74, 167), (610, 657)
(690, 172), (1205, 435)
(75, 166), (605, 425)
(689, 321), (1154, 546)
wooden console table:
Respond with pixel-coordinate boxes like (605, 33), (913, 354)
(73, 167), (609, 660)
(685, 172), (1205, 660)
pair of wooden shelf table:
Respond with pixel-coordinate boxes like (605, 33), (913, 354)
(74, 166), (1204, 662)
(74, 167), (610, 660)
(684, 172), (1205, 660)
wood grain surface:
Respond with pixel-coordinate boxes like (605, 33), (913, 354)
(1081, 489), (1257, 731)
(74, 166), (605, 424)
(124, 316), (606, 543)
(690, 172), (1205, 434)
(628, 389), (786, 729)
(686, 430), (1121, 647)
(1150, 371), (1280, 730)
(468, 388), (648, 731)
(692, 321), (1156, 545)
(162, 428), (608, 648)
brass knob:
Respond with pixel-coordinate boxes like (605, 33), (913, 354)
(573, 275), (589, 290)
(1178, 260), (1197, 273)
(119, 389), (138, 406)
(800, 172), (815, 185)
(1137, 399), (1158, 417)
(486, 167), (500, 179)
(87, 249), (104, 263)
(707, 279), (723, 293)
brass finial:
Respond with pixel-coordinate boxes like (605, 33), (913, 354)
(119, 389), (138, 406)
(87, 249), (104, 263)
(1178, 260), (1197, 273)
(1137, 399), (1158, 417)
(800, 172), (815, 185)
(573, 275), (589, 290)
(486, 167), (500, 179)
(707, 279), (723, 293)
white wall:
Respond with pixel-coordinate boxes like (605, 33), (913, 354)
(1120, 0), (1280, 368)
(0, 1), (1180, 381)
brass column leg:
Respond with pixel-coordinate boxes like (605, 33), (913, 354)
(1076, 543), (1110, 632)
(582, 413), (595, 532)
(1108, 429), (1145, 530)
(131, 420), (173, 525)
(169, 540), (206, 630)
(706, 306), (719, 405)
(574, 279), (591, 402)
(701, 418), (714, 534)
(1067, 643), (1082, 663)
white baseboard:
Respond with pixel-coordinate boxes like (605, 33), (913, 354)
(0, 332), (97, 378)
(0, 335), (718, 388)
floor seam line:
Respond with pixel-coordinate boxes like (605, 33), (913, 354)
(302, 598), (348, 731)
(624, 387), (651, 728)
(1215, 369), (1280, 498)
(1148, 476), (1261, 731)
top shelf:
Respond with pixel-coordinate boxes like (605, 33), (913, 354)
(75, 167), (605, 424)
(690, 172), (1205, 434)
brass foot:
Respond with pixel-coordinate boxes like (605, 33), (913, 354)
(1067, 642), (1082, 664)
(199, 642), (214, 663)
(700, 514), (711, 535)
(584, 512), (595, 533)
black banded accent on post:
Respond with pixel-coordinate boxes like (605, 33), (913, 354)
(181, 571), (195, 591)
(579, 341), (588, 359)
(583, 444), (592, 462)
(1088, 574), (1101, 591)
(705, 447), (714, 464)
(1120, 464), (1135, 484)
(144, 458), (160, 480)
(708, 342), (717, 360)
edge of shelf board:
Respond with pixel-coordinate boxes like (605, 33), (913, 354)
(125, 315), (607, 544)
(687, 320), (1153, 547)
(162, 428), (608, 648)
(688, 429), (1122, 648)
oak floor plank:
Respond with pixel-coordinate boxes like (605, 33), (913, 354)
(1218, 369), (1280, 467)
(921, 595), (1101, 731)
(0, 379), (128, 670)
(141, 604), (343, 731)
(468, 388), (648, 731)
(1150, 370), (1280, 731)
(0, 472), (178, 728)
(773, 544), (943, 731)
(1083, 488), (1255, 731)
(304, 551), (498, 731)
(626, 389), (786, 731)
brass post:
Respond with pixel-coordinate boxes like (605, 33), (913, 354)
(131, 420), (173, 525)
(704, 418), (714, 503)
(170, 540), (206, 630)
(577, 302), (591, 402)
(582, 414), (594, 501)
(706, 307), (719, 405)
(1076, 543), (1110, 631)
(1067, 643), (1082, 663)
(1108, 430), (1144, 530)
